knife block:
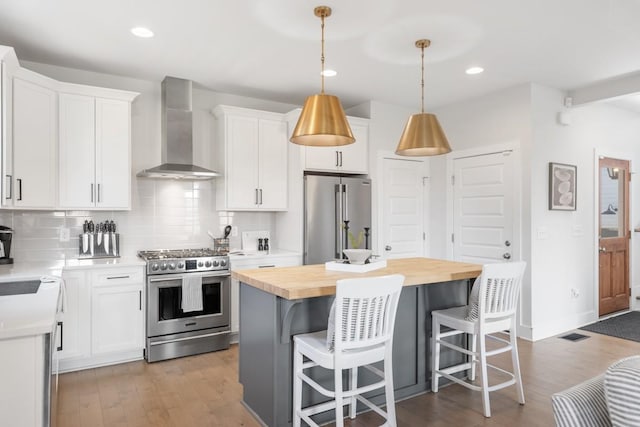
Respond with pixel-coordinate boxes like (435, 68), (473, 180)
(78, 233), (120, 258)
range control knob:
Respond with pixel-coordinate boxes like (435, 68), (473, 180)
(160, 263), (168, 270)
(151, 263), (159, 271)
(205, 260), (212, 268)
(220, 259), (227, 267)
(177, 262), (184, 269)
(198, 261), (204, 268)
(212, 260), (219, 267)
(168, 262), (176, 270)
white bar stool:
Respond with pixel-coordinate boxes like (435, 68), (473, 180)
(293, 274), (405, 427)
(431, 262), (526, 418)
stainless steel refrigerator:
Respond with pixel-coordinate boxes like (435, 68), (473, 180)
(304, 174), (372, 265)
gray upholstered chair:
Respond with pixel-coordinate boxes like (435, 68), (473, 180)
(551, 355), (640, 427)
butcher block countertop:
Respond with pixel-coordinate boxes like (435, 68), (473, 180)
(232, 257), (482, 300)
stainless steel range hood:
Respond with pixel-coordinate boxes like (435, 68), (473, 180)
(137, 76), (220, 180)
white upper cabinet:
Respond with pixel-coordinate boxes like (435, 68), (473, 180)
(214, 105), (288, 211)
(59, 90), (135, 210)
(12, 70), (57, 209)
(293, 114), (370, 174)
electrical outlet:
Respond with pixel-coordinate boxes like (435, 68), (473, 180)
(232, 226), (238, 237)
(59, 227), (70, 242)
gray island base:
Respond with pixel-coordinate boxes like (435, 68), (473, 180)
(239, 278), (471, 427)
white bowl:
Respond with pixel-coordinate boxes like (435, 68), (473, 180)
(343, 249), (372, 265)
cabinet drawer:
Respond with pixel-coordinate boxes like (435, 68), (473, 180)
(92, 267), (143, 287)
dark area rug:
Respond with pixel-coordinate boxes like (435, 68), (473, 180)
(559, 332), (590, 342)
(580, 311), (640, 342)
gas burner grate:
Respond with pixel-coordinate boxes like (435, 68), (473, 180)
(138, 248), (225, 260)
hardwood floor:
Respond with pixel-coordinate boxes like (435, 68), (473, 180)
(58, 332), (640, 426)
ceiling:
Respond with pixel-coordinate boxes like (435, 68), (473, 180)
(1, 0), (640, 110)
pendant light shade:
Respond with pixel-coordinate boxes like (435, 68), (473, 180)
(290, 6), (354, 147)
(395, 39), (451, 156)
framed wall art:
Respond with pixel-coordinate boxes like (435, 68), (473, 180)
(549, 162), (577, 210)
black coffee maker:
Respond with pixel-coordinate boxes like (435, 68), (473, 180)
(0, 225), (13, 264)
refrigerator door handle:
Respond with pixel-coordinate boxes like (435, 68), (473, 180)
(335, 183), (343, 259)
(343, 184), (348, 222)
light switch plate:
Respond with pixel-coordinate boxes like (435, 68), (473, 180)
(241, 230), (270, 252)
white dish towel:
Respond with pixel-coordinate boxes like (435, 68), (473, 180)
(181, 274), (203, 312)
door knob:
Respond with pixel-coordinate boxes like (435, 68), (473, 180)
(503, 253), (511, 260)
(505, 240), (511, 247)
(385, 245), (392, 251)
(599, 247), (606, 253)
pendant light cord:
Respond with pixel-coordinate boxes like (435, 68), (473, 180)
(420, 44), (425, 114)
(320, 14), (325, 94)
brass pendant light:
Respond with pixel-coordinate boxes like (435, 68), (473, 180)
(395, 39), (451, 156)
(290, 6), (355, 147)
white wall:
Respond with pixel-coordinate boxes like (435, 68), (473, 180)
(529, 84), (640, 340)
(3, 61), (298, 261)
(430, 81), (640, 341)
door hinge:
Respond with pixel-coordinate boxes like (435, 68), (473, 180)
(451, 233), (455, 243)
(422, 176), (429, 186)
(451, 175), (455, 186)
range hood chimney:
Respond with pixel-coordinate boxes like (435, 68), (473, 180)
(137, 76), (220, 180)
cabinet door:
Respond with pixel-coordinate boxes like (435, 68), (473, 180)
(338, 122), (368, 174)
(59, 93), (95, 208)
(95, 98), (130, 209)
(12, 77), (57, 208)
(58, 271), (91, 360)
(258, 118), (288, 210)
(304, 146), (340, 172)
(91, 284), (144, 355)
(226, 114), (259, 209)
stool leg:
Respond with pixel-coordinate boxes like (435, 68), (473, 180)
(479, 333), (491, 417)
(349, 367), (357, 419)
(431, 316), (441, 393)
(335, 367), (344, 427)
(384, 353), (397, 427)
(510, 323), (525, 405)
(293, 342), (302, 427)
(470, 333), (477, 382)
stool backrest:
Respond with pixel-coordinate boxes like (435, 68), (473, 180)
(478, 262), (526, 321)
(333, 274), (404, 351)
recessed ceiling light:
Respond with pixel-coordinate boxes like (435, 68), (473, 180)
(321, 69), (337, 77)
(131, 27), (154, 38)
(465, 66), (484, 75)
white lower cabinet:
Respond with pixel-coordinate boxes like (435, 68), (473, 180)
(92, 284), (143, 355)
(229, 253), (301, 338)
(59, 265), (144, 372)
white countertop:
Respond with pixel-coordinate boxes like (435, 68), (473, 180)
(0, 257), (144, 282)
(0, 278), (61, 340)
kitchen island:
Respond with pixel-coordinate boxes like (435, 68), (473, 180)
(233, 257), (482, 427)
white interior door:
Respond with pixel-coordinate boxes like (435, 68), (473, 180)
(381, 157), (425, 258)
(452, 151), (514, 263)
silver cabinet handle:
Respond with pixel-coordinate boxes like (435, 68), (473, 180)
(255, 188), (259, 205)
(339, 151), (343, 167)
(336, 151), (339, 167)
(91, 183), (94, 203)
(107, 275), (130, 280)
(57, 321), (63, 351)
(17, 178), (22, 201)
(258, 265), (275, 268)
(5, 175), (11, 200)
(139, 290), (142, 310)
(259, 188), (263, 205)
(503, 253), (511, 260)
(97, 183), (101, 203)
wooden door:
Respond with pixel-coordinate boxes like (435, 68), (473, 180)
(598, 157), (630, 316)
(381, 157), (425, 258)
(452, 151), (514, 263)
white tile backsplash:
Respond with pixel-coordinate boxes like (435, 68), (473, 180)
(0, 178), (277, 262)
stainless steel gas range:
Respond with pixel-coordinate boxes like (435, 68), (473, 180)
(138, 249), (231, 362)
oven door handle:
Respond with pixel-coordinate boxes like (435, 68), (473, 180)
(148, 272), (231, 283)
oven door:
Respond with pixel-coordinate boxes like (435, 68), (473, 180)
(147, 272), (230, 337)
